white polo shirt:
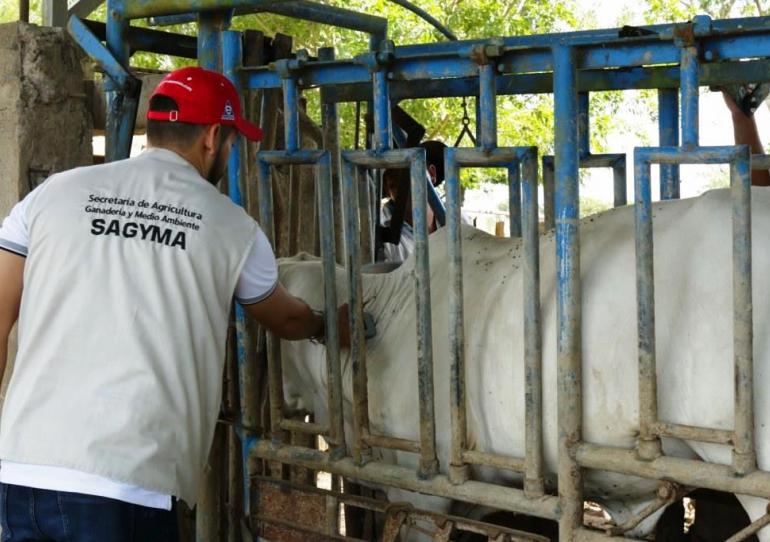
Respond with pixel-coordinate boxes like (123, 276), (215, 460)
(0, 148), (278, 508)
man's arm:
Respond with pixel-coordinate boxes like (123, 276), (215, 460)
(723, 90), (770, 186)
(242, 283), (323, 340)
(0, 251), (24, 377)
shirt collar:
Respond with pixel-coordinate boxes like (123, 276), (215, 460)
(140, 147), (200, 173)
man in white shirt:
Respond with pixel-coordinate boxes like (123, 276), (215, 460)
(0, 67), (340, 541)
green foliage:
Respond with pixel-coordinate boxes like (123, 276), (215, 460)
(643, 0), (769, 22)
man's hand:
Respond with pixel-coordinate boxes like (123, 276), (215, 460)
(721, 89), (770, 186)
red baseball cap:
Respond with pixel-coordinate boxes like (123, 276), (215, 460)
(147, 66), (262, 142)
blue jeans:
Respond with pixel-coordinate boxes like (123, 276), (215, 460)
(0, 483), (178, 542)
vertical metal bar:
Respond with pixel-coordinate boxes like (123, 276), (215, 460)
(552, 43), (583, 541)
(680, 46), (699, 149)
(257, 159), (283, 441)
(316, 152), (346, 457)
(613, 159), (627, 207)
(342, 157), (372, 463)
(508, 162), (521, 238)
(521, 148), (544, 497)
(372, 69), (392, 152)
(634, 150), (662, 461)
(105, 4), (132, 162)
(658, 89), (681, 199)
(478, 63), (498, 151)
(731, 145), (757, 475)
(410, 150), (439, 478)
(577, 92), (589, 158)
(319, 47), (345, 265)
(282, 76), (300, 152)
(223, 29), (252, 517)
(445, 148), (469, 485)
(543, 156), (555, 230)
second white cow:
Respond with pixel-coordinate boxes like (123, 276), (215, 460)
(277, 187), (770, 540)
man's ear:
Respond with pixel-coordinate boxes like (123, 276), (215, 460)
(202, 124), (221, 156)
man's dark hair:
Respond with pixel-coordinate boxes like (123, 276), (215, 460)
(419, 140), (447, 186)
(146, 95), (207, 147)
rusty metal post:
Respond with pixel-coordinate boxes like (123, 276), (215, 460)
(521, 148), (545, 497)
(731, 144), (757, 475)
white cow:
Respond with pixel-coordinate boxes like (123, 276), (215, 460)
(277, 187), (770, 540)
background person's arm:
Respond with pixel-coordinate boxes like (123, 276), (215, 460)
(723, 90), (770, 186)
(0, 251), (24, 377)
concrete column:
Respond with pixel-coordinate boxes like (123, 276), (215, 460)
(0, 22), (92, 403)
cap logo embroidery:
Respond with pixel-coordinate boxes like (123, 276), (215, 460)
(222, 101), (235, 121)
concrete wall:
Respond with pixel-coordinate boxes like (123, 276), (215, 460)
(0, 22), (92, 397)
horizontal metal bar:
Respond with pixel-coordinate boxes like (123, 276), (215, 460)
(248, 439), (560, 519)
(581, 153), (625, 168)
(342, 148), (421, 169)
(81, 19), (198, 58)
(364, 433), (421, 454)
(651, 421), (733, 445)
(752, 154), (770, 169)
(279, 418), (328, 436)
(637, 145), (745, 165)
(314, 59), (770, 103)
(258, 149), (327, 165)
(462, 450), (526, 473)
(119, 0), (296, 19)
(576, 443), (770, 499)
(449, 147), (526, 167)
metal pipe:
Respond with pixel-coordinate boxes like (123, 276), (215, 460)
(105, 4), (134, 162)
(613, 157), (627, 207)
(462, 450), (525, 472)
(364, 434), (422, 454)
(542, 156), (555, 230)
(576, 443), (770, 499)
(341, 156), (372, 464)
(249, 440), (561, 519)
(680, 45), (699, 148)
(372, 69), (392, 152)
(119, 0), (295, 20)
(633, 151), (662, 461)
(385, 0), (457, 41)
(731, 145), (757, 475)
(20, 0), (29, 23)
(279, 418), (328, 435)
(508, 162), (521, 238)
(81, 18), (198, 58)
(658, 88), (681, 199)
(577, 92), (589, 158)
(282, 76), (300, 152)
(478, 62), (498, 151)
(552, 43), (583, 540)
(410, 150), (439, 479)
(222, 28), (252, 517)
(197, 9), (230, 71)
(650, 421), (733, 445)
(445, 147), (469, 485)
(426, 180), (447, 227)
(316, 151), (346, 456)
(521, 148), (544, 496)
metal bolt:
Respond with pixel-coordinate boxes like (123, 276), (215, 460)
(704, 50), (714, 61)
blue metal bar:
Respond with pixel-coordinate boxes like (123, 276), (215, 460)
(426, 179), (446, 227)
(730, 145), (756, 476)
(104, 2), (135, 162)
(222, 29), (252, 517)
(409, 148), (439, 479)
(552, 43), (583, 540)
(198, 9), (232, 70)
(633, 149), (662, 462)
(520, 148), (544, 496)
(372, 69), (392, 152)
(658, 89), (681, 199)
(478, 62), (497, 151)
(119, 0), (295, 19)
(68, 16), (132, 90)
(577, 92), (589, 158)
(680, 45), (700, 148)
(340, 156), (372, 464)
(637, 145), (747, 164)
(444, 147), (469, 485)
(282, 76), (301, 152)
(508, 162), (521, 238)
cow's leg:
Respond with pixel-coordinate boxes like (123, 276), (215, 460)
(735, 495), (770, 542)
